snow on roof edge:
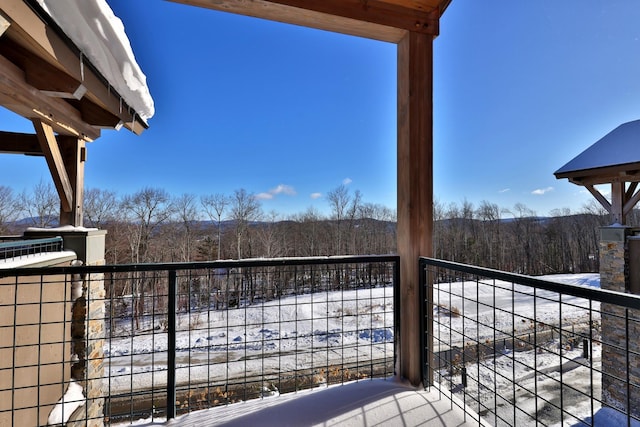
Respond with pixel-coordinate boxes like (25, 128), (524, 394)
(35, 0), (155, 121)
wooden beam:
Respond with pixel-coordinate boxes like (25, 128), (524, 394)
(32, 119), (73, 213)
(397, 30), (433, 386)
(0, 53), (100, 140)
(58, 136), (85, 226)
(0, 130), (42, 155)
(263, 0), (439, 35)
(169, 0), (407, 43)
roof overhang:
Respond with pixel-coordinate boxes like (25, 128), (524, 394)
(555, 119), (640, 186)
(554, 162), (640, 186)
(0, 0), (148, 143)
(168, 0), (451, 43)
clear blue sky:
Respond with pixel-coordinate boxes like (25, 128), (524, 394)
(1, 0), (639, 217)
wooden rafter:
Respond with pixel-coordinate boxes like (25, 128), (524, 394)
(0, 53), (100, 140)
(32, 119), (73, 213)
(23, 55), (86, 99)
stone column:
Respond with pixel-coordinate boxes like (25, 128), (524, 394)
(599, 225), (640, 416)
(24, 228), (107, 427)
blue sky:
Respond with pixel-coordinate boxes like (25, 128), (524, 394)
(1, 0), (640, 217)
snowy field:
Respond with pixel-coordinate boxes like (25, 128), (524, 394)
(107, 272), (639, 426)
(105, 286), (395, 396)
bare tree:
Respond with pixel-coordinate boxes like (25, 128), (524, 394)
(120, 187), (173, 329)
(121, 187), (173, 263)
(172, 193), (200, 262)
(83, 188), (118, 228)
(0, 185), (19, 234)
(229, 189), (262, 260)
(20, 180), (58, 227)
(257, 210), (284, 258)
(201, 193), (229, 260)
(476, 200), (502, 268)
(290, 206), (327, 256)
(327, 184), (351, 254)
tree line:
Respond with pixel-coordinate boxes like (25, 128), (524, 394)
(1, 181), (634, 276)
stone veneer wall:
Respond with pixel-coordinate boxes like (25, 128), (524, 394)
(599, 226), (640, 417)
(67, 270), (106, 427)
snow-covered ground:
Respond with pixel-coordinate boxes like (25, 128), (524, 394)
(108, 273), (639, 426)
(106, 286), (395, 396)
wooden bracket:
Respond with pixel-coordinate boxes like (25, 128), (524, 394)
(32, 119), (73, 212)
(584, 184), (612, 214)
(624, 185), (640, 217)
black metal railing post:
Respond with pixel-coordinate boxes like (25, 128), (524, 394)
(167, 270), (177, 420)
(419, 258), (429, 388)
(393, 257), (401, 377)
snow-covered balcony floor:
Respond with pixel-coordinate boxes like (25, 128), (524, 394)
(156, 379), (475, 427)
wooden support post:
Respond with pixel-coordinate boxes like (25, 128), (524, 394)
(611, 181), (625, 224)
(58, 136), (85, 226)
(397, 30), (434, 386)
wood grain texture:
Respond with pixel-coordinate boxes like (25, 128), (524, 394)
(0, 130), (42, 155)
(170, 0), (407, 42)
(58, 136), (85, 226)
(397, 31), (434, 386)
(32, 119), (73, 213)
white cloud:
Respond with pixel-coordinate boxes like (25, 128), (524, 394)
(271, 184), (296, 196)
(499, 188), (510, 193)
(532, 186), (554, 195)
(310, 192), (322, 200)
(342, 178), (352, 185)
(257, 184), (296, 200)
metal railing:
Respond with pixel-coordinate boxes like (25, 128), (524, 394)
(420, 257), (640, 426)
(0, 255), (398, 425)
(0, 236), (63, 261)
